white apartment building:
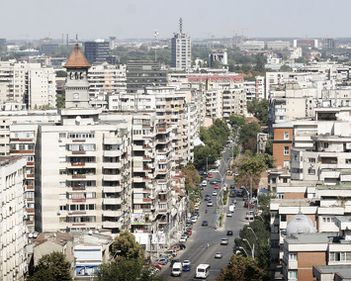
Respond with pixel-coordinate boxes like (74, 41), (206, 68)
(88, 63), (127, 99)
(171, 18), (191, 70)
(0, 156), (28, 281)
(266, 40), (290, 50)
(0, 61), (56, 109)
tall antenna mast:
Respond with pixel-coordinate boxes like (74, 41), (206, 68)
(179, 17), (183, 33)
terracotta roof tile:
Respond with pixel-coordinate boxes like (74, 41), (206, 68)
(64, 44), (90, 69)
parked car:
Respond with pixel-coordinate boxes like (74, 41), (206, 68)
(207, 201), (213, 207)
(201, 180), (207, 187)
(155, 257), (168, 265)
(213, 184), (220, 189)
(212, 191), (218, 196)
(179, 235), (188, 243)
(226, 213), (233, 217)
(227, 230), (233, 236)
(201, 220), (208, 226)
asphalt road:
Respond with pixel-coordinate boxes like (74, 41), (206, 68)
(160, 142), (247, 281)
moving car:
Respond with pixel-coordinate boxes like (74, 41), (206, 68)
(182, 259), (191, 272)
(226, 213), (232, 217)
(214, 252), (223, 259)
(201, 180), (207, 187)
(212, 191), (218, 196)
(207, 201), (213, 207)
(227, 230), (233, 236)
(229, 204), (235, 213)
(171, 262), (182, 277)
(201, 220), (208, 226)
(196, 264), (210, 279)
(213, 183), (220, 189)
(220, 238), (229, 245)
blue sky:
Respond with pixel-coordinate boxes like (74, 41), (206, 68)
(1, 0), (348, 39)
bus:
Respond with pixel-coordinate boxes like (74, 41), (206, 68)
(195, 264), (210, 279)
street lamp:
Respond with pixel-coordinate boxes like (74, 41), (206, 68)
(242, 238), (255, 258)
(237, 246), (249, 257)
(247, 227), (258, 240)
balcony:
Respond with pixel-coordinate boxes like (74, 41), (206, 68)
(103, 197), (122, 205)
(103, 186), (123, 193)
(104, 138), (123, 145)
(103, 174), (121, 181)
(103, 221), (122, 229)
(102, 210), (123, 217)
(104, 150), (121, 157)
(103, 162), (122, 169)
(132, 144), (144, 151)
(26, 161), (34, 166)
(10, 149), (34, 154)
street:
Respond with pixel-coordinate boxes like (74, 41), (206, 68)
(160, 143), (247, 281)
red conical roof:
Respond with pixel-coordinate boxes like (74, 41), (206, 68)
(64, 44), (91, 69)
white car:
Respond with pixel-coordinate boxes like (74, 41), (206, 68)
(201, 180), (207, 187)
(226, 213), (233, 217)
(207, 201), (213, 207)
(215, 252), (223, 259)
(212, 191), (218, 196)
(179, 235), (187, 243)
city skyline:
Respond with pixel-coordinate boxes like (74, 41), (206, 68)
(1, 0), (350, 40)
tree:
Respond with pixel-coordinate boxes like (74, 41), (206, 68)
(216, 255), (269, 281)
(228, 114), (245, 127)
(234, 152), (267, 190)
(181, 164), (202, 211)
(96, 258), (162, 281)
(279, 64), (293, 72)
(28, 252), (72, 281)
(239, 122), (261, 152)
(56, 93), (65, 109)
(247, 99), (269, 126)
(111, 231), (145, 262)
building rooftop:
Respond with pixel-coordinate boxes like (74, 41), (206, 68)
(318, 182), (351, 190)
(314, 264), (351, 278)
(64, 44), (91, 69)
(285, 233), (331, 244)
(0, 156), (25, 167)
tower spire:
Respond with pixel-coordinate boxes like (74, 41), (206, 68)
(179, 17), (183, 33)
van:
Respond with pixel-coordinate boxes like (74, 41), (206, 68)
(195, 264), (210, 279)
(171, 262), (182, 277)
(245, 211), (255, 222)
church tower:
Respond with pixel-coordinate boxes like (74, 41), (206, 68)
(64, 44), (91, 108)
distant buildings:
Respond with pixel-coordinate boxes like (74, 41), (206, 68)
(171, 18), (192, 70)
(126, 60), (168, 93)
(0, 61), (56, 109)
(208, 50), (228, 68)
(84, 40), (110, 65)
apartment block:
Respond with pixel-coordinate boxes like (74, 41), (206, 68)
(88, 63), (126, 99)
(0, 156), (28, 281)
(0, 61), (56, 109)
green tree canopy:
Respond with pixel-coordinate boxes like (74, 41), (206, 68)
(247, 99), (269, 126)
(28, 252), (72, 281)
(234, 152), (267, 190)
(216, 255), (269, 281)
(111, 231), (145, 261)
(239, 122), (261, 152)
(228, 114), (245, 127)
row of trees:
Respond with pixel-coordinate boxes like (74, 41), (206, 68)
(28, 231), (162, 281)
(180, 164), (201, 212)
(194, 119), (230, 169)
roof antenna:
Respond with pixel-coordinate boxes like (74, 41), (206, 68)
(179, 18), (183, 33)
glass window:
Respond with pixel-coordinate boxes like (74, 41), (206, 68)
(284, 146), (289, 155)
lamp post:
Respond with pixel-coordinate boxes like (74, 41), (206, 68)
(242, 238), (255, 258)
(237, 246), (249, 257)
(247, 226), (258, 240)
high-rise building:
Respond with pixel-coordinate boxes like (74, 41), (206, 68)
(0, 156), (28, 281)
(84, 40), (110, 65)
(171, 18), (192, 70)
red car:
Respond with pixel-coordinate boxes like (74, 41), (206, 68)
(207, 172), (213, 178)
(213, 184), (220, 189)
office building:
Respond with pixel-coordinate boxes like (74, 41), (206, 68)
(0, 156), (28, 281)
(84, 40), (110, 65)
(208, 50), (228, 68)
(171, 18), (192, 70)
(126, 60), (168, 93)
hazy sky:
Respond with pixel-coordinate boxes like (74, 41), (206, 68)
(1, 0), (349, 40)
